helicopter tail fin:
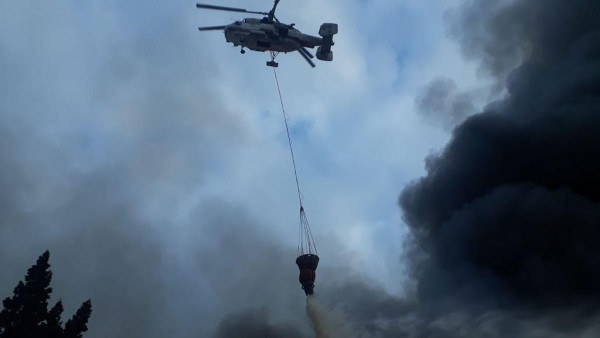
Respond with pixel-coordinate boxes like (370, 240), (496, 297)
(319, 23), (338, 37)
(317, 23), (337, 61)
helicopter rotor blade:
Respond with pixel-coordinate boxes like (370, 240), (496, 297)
(267, 0), (280, 22)
(301, 47), (314, 59)
(271, 0), (281, 14)
(197, 25), (228, 31)
(196, 3), (268, 16)
(297, 49), (316, 68)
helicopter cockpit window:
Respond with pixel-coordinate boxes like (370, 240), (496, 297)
(234, 21), (241, 25)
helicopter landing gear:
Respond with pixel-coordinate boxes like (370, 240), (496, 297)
(240, 48), (246, 54)
(267, 51), (279, 67)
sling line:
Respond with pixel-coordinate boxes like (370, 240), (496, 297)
(272, 67), (317, 256)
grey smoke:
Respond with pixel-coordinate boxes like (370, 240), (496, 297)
(0, 1), (308, 337)
(415, 78), (477, 130)
(214, 310), (306, 338)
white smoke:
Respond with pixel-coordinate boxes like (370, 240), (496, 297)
(306, 296), (356, 338)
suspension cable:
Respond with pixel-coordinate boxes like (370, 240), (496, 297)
(272, 67), (317, 256)
(272, 67), (303, 208)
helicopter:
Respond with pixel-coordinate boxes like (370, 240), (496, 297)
(196, 0), (338, 68)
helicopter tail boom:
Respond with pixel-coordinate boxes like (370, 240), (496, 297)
(316, 23), (337, 61)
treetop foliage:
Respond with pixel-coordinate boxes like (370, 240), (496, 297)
(0, 251), (92, 338)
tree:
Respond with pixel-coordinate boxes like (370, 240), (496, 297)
(0, 251), (92, 338)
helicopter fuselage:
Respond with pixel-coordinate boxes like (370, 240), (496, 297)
(196, 1), (337, 67)
(224, 18), (323, 53)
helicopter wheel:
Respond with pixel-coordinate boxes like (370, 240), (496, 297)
(240, 48), (246, 54)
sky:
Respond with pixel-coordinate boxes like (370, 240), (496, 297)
(1, 0), (599, 337)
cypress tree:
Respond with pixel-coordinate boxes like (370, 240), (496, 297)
(0, 251), (92, 338)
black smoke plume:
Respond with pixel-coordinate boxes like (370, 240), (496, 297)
(401, 0), (600, 324)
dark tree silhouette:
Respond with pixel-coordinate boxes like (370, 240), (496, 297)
(0, 251), (92, 338)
